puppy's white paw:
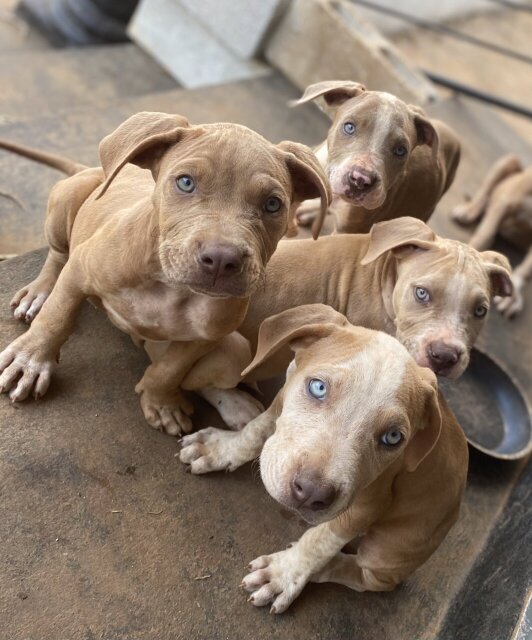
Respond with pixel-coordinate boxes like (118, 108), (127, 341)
(180, 427), (246, 473)
(495, 290), (524, 318)
(215, 389), (264, 431)
(10, 283), (52, 324)
(242, 547), (308, 614)
(0, 340), (55, 401)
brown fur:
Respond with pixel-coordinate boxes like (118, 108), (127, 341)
(180, 304), (468, 612)
(452, 154), (532, 317)
(292, 80), (461, 233)
(0, 112), (331, 435)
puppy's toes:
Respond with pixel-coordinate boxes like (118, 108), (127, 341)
(179, 442), (204, 464)
(270, 591), (295, 614)
(242, 569), (271, 593)
(248, 583), (276, 608)
(247, 556), (270, 572)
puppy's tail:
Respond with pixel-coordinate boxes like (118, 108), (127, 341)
(0, 139), (87, 176)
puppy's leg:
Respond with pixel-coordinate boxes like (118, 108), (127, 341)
(179, 395), (279, 473)
(311, 552), (400, 592)
(0, 258), (85, 401)
(11, 249), (66, 323)
(182, 332), (264, 430)
(495, 246), (532, 318)
(468, 199), (514, 251)
(242, 522), (349, 614)
(136, 340), (220, 436)
(295, 197), (321, 227)
(452, 154), (522, 225)
(11, 170), (101, 323)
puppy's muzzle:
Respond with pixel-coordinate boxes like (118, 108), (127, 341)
(426, 340), (464, 376)
(345, 166), (379, 194)
(198, 242), (244, 281)
(289, 469), (338, 514)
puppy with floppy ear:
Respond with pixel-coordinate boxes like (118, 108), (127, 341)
(0, 112), (331, 436)
(291, 79), (460, 234)
(181, 304), (468, 613)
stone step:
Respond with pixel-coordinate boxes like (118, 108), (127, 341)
(0, 42), (177, 125)
(0, 73), (330, 254)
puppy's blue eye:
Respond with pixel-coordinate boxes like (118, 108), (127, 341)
(415, 286), (430, 303)
(343, 122), (356, 135)
(308, 378), (327, 400)
(393, 145), (407, 158)
(176, 175), (195, 193)
(264, 196), (282, 213)
(474, 305), (488, 318)
(381, 429), (403, 446)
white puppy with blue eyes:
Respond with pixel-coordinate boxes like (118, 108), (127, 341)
(180, 304), (468, 614)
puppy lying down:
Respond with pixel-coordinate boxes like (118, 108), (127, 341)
(0, 112), (329, 434)
(181, 304), (468, 613)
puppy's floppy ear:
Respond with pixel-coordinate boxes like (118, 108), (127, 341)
(242, 304), (348, 378)
(409, 107), (439, 159)
(361, 217), (436, 265)
(277, 141), (332, 240)
(96, 111), (190, 199)
(290, 80), (366, 113)
(481, 250), (513, 298)
(404, 369), (442, 472)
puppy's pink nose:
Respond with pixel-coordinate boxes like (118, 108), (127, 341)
(290, 470), (337, 511)
(426, 341), (462, 374)
(198, 243), (243, 279)
(347, 167), (377, 191)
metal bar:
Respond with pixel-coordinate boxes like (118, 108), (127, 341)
(485, 0), (532, 13)
(349, 0), (532, 65)
(424, 70), (532, 119)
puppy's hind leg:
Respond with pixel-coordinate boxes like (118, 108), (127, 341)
(182, 331), (264, 430)
(11, 170), (101, 324)
(452, 154), (522, 225)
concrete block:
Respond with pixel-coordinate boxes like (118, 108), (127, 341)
(180, 0), (288, 59)
(265, 0), (437, 106)
(128, 0), (269, 88)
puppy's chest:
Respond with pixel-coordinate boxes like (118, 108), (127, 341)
(101, 283), (227, 342)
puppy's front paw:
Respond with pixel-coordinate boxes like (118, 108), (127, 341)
(0, 337), (55, 401)
(10, 282), (52, 324)
(495, 289), (524, 318)
(180, 427), (246, 473)
(242, 548), (308, 614)
(451, 202), (479, 225)
(136, 386), (193, 436)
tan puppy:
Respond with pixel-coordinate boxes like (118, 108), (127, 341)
(452, 154), (532, 318)
(180, 304), (468, 613)
(0, 112), (330, 435)
(238, 217), (513, 382)
(292, 80), (461, 233)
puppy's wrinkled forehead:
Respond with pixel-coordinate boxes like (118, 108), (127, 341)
(338, 91), (409, 125)
(166, 123), (291, 193)
(415, 239), (490, 286)
(300, 329), (414, 414)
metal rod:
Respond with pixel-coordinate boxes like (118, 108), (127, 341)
(424, 70), (532, 119)
(349, 0), (532, 65)
(485, 0), (532, 13)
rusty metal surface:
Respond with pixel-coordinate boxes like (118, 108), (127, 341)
(0, 249), (529, 640)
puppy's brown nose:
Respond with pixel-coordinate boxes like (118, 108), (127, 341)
(427, 341), (462, 374)
(347, 167), (377, 191)
(290, 470), (337, 511)
(198, 243), (243, 280)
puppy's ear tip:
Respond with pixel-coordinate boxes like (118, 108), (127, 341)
(288, 98), (301, 108)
